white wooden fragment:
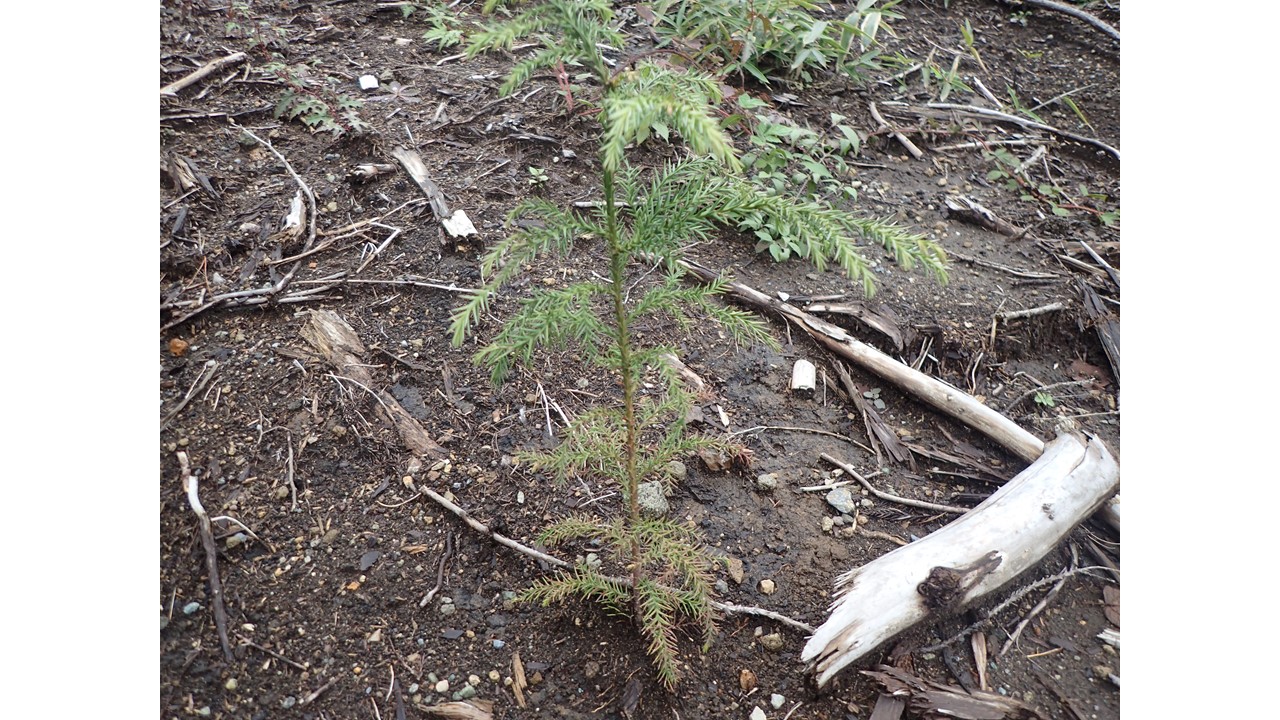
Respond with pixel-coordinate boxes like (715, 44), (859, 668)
(791, 359), (816, 394)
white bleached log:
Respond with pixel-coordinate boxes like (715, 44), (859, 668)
(802, 432), (1119, 686)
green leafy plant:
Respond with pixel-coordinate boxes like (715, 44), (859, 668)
(984, 148), (1119, 228)
(880, 51), (973, 101)
(651, 0), (898, 85)
(420, 3), (466, 49)
(264, 63), (370, 137)
(526, 166), (549, 185)
(225, 1), (289, 52)
(454, 0), (946, 688)
(1033, 390), (1056, 408)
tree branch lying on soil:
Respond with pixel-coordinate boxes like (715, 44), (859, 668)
(802, 433), (1119, 686)
(418, 486), (818, 635)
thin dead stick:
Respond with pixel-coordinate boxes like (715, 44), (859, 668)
(536, 381), (555, 439)
(161, 51), (249, 96)
(236, 634), (309, 671)
(933, 138), (1041, 152)
(294, 277), (481, 294)
(177, 452), (234, 662)
(1000, 545), (1080, 656)
(419, 532), (454, 607)
(299, 675), (342, 706)
(995, 302), (1066, 321)
(947, 250), (1060, 281)
(162, 127), (319, 331)
(1078, 240), (1120, 288)
(821, 453), (966, 514)
(869, 102), (924, 159)
(1002, 379), (1092, 413)
(161, 104), (274, 122)
(354, 224), (401, 275)
(1001, 0), (1119, 42)
(730, 424), (875, 454)
(918, 564), (1109, 653)
(922, 103), (1119, 160)
(162, 360), (218, 428)
(417, 486), (815, 632)
(210, 514), (276, 553)
(286, 436), (298, 512)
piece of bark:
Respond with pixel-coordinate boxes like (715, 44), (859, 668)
(299, 310), (445, 457)
(869, 693), (907, 720)
(864, 665), (1044, 720)
(832, 360), (914, 469)
(420, 700), (494, 719)
(807, 301), (904, 351)
(390, 146), (476, 238)
(1078, 281), (1119, 386)
(658, 352), (707, 394)
(803, 433), (1119, 685)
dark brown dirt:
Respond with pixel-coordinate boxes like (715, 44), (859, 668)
(159, 2), (1120, 718)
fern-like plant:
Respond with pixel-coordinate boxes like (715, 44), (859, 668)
(452, 0), (945, 690)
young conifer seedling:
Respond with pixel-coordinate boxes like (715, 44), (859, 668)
(451, 0), (946, 689)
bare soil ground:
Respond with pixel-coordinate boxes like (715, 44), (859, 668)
(160, 2), (1120, 718)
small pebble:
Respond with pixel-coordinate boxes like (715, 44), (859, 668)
(488, 670), (501, 682)
(492, 639), (506, 649)
(584, 661), (600, 679)
(750, 706), (767, 720)
(759, 633), (784, 652)
(755, 473), (779, 492)
(759, 579), (776, 595)
(435, 679), (449, 693)
(771, 693), (785, 709)
(439, 603), (456, 616)
(281, 696), (297, 709)
(468, 674), (481, 686)
(225, 678), (238, 691)
(820, 516), (834, 532)
(826, 486), (858, 514)
(666, 460), (687, 482)
(455, 685), (477, 700)
(195, 707), (211, 717)
(182, 601), (202, 615)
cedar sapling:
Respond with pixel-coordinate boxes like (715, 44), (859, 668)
(450, 0), (947, 690)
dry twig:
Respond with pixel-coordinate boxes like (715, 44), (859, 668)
(417, 487), (816, 633)
(821, 453), (967, 515)
(177, 451), (234, 662)
(161, 51), (249, 96)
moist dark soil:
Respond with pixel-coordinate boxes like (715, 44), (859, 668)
(160, 2), (1120, 718)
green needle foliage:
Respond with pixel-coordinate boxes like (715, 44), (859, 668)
(451, 0), (945, 689)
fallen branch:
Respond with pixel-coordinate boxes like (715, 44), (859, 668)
(869, 102), (924, 159)
(160, 51), (248, 97)
(802, 433), (1119, 685)
(177, 451), (234, 662)
(418, 486), (816, 634)
(999, 0), (1119, 42)
(161, 359), (218, 429)
(821, 453), (965, 515)
(921, 103), (1119, 160)
(161, 126), (320, 331)
(679, 258), (1046, 463)
(995, 302), (1066, 321)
